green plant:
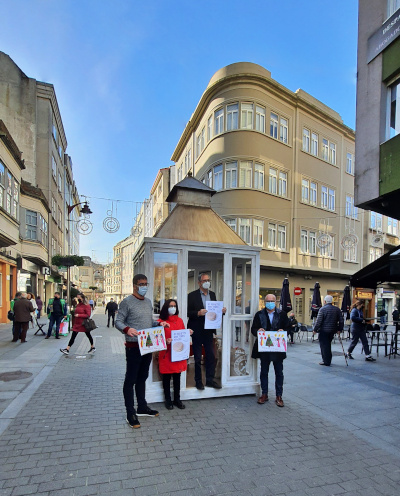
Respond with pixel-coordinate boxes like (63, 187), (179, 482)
(51, 255), (85, 267)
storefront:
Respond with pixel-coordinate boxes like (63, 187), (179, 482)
(0, 257), (17, 323)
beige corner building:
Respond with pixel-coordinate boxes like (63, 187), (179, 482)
(170, 62), (362, 323)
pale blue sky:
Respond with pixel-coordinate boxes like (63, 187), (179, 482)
(1, 0), (358, 263)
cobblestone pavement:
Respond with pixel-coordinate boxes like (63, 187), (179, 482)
(0, 311), (399, 496)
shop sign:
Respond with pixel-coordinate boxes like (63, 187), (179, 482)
(42, 267), (51, 275)
(356, 291), (373, 299)
(294, 287), (302, 296)
(367, 10), (400, 63)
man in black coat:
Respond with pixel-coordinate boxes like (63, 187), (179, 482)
(313, 295), (344, 366)
(251, 294), (290, 407)
(105, 298), (118, 327)
(187, 273), (225, 390)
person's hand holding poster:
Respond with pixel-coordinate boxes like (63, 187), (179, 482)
(204, 301), (223, 329)
(171, 329), (190, 362)
(138, 327), (167, 356)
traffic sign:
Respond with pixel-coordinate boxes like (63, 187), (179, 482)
(294, 287), (302, 296)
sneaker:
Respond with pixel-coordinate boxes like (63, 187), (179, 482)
(88, 347), (96, 353)
(365, 356), (376, 362)
(346, 353), (354, 359)
(60, 348), (69, 355)
(136, 406), (159, 417)
(126, 414), (140, 429)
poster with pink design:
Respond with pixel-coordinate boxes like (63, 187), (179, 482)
(257, 331), (287, 352)
(138, 327), (167, 356)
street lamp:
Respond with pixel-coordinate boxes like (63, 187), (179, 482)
(67, 201), (93, 306)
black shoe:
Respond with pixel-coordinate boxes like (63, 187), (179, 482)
(107, 325), (109, 328)
(164, 400), (174, 410)
(88, 347), (96, 353)
(319, 362), (330, 366)
(346, 353), (354, 359)
(60, 348), (69, 355)
(206, 380), (222, 389)
(136, 406), (159, 417)
(195, 381), (205, 390)
(55, 337), (60, 339)
(365, 356), (376, 362)
(174, 399), (185, 409)
(11, 339), (18, 342)
(126, 414), (140, 429)
(45, 336), (50, 339)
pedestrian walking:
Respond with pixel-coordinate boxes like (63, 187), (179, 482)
(313, 295), (344, 366)
(35, 295), (43, 318)
(158, 299), (193, 410)
(105, 298), (118, 327)
(45, 292), (67, 339)
(60, 294), (95, 355)
(12, 292), (34, 343)
(346, 300), (376, 362)
(27, 293), (37, 328)
(115, 273), (168, 429)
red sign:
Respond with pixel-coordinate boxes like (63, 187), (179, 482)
(294, 287), (302, 296)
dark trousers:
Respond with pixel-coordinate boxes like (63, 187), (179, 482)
(162, 373), (181, 401)
(123, 347), (152, 416)
(192, 330), (215, 383)
(260, 355), (284, 397)
(107, 312), (115, 326)
(13, 322), (29, 341)
(348, 329), (370, 355)
(68, 331), (94, 348)
(47, 314), (63, 337)
(319, 332), (334, 365)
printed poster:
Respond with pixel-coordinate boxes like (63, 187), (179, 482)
(257, 330), (287, 352)
(204, 301), (223, 329)
(138, 327), (167, 356)
(171, 329), (191, 362)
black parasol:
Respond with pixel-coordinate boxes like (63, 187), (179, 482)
(311, 282), (322, 318)
(279, 278), (292, 313)
(341, 285), (351, 320)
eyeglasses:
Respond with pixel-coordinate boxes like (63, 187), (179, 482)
(137, 283), (149, 287)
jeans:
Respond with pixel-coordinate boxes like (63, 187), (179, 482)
(260, 355), (284, 397)
(191, 330), (215, 383)
(319, 332), (334, 365)
(68, 331), (94, 348)
(123, 347), (152, 416)
(348, 329), (370, 355)
(47, 314), (63, 337)
(162, 373), (181, 401)
(107, 312), (115, 326)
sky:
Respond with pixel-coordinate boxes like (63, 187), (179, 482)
(1, 0), (359, 263)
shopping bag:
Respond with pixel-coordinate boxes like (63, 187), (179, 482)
(59, 321), (69, 336)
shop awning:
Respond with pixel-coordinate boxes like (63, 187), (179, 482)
(350, 245), (400, 289)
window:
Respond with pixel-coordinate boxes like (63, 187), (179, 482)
(177, 165), (182, 182)
(278, 225), (286, 250)
(196, 134), (201, 158)
(268, 223), (277, 248)
(52, 123), (57, 142)
(6, 172), (12, 214)
(207, 116), (213, 141)
(322, 138), (329, 161)
(241, 103), (253, 129)
(12, 179), (19, 219)
(51, 237), (57, 257)
(303, 128), (310, 152)
(213, 164), (223, 190)
(388, 78), (400, 139)
(321, 186), (328, 209)
(388, 217), (398, 236)
(238, 218), (251, 244)
(58, 171), (62, 192)
(311, 132), (318, 156)
(52, 155), (57, 180)
(301, 229), (316, 255)
(58, 145), (63, 159)
(344, 245), (357, 263)
(328, 188), (335, 211)
(225, 162), (237, 189)
(225, 218), (237, 232)
(370, 246), (383, 263)
(226, 103), (238, 131)
(280, 117), (288, 143)
(58, 207), (62, 227)
(214, 108), (224, 135)
(310, 182), (317, 205)
(346, 152), (354, 174)
(309, 231), (316, 255)
(270, 112), (278, 138)
(51, 197), (56, 219)
(346, 195), (358, 219)
(201, 127), (205, 151)
(239, 161), (252, 188)
(300, 229), (308, 253)
(256, 106), (265, 133)
(26, 210), (38, 240)
(319, 237), (334, 258)
(370, 211), (376, 229)
(388, 0), (400, 18)
(269, 168), (277, 194)
(254, 163), (264, 189)
(278, 172), (287, 197)
(41, 216), (48, 247)
(204, 169), (212, 188)
(253, 220), (264, 247)
(329, 142), (336, 165)
(82, 282), (89, 289)
(302, 179), (309, 203)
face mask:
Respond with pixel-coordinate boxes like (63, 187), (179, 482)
(138, 286), (148, 296)
(168, 307), (176, 315)
(202, 281), (211, 290)
(265, 302), (275, 311)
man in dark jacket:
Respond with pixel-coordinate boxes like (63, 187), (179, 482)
(13, 293), (34, 343)
(45, 292), (67, 339)
(187, 273), (225, 390)
(313, 295), (344, 366)
(105, 298), (118, 327)
(251, 294), (290, 407)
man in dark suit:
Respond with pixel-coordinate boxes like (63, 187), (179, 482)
(251, 294), (290, 407)
(105, 298), (118, 327)
(187, 273), (225, 390)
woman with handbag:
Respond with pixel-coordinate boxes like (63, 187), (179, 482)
(60, 294), (95, 355)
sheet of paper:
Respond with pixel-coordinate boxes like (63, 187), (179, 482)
(171, 329), (190, 362)
(204, 301), (223, 329)
(138, 327), (167, 356)
(257, 330), (287, 352)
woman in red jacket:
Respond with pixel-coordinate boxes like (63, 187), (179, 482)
(60, 294), (95, 355)
(158, 299), (192, 410)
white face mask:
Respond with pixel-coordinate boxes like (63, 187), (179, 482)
(168, 307), (176, 315)
(202, 281), (211, 290)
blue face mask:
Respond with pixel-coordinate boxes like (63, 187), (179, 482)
(265, 302), (275, 311)
(138, 286), (148, 296)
